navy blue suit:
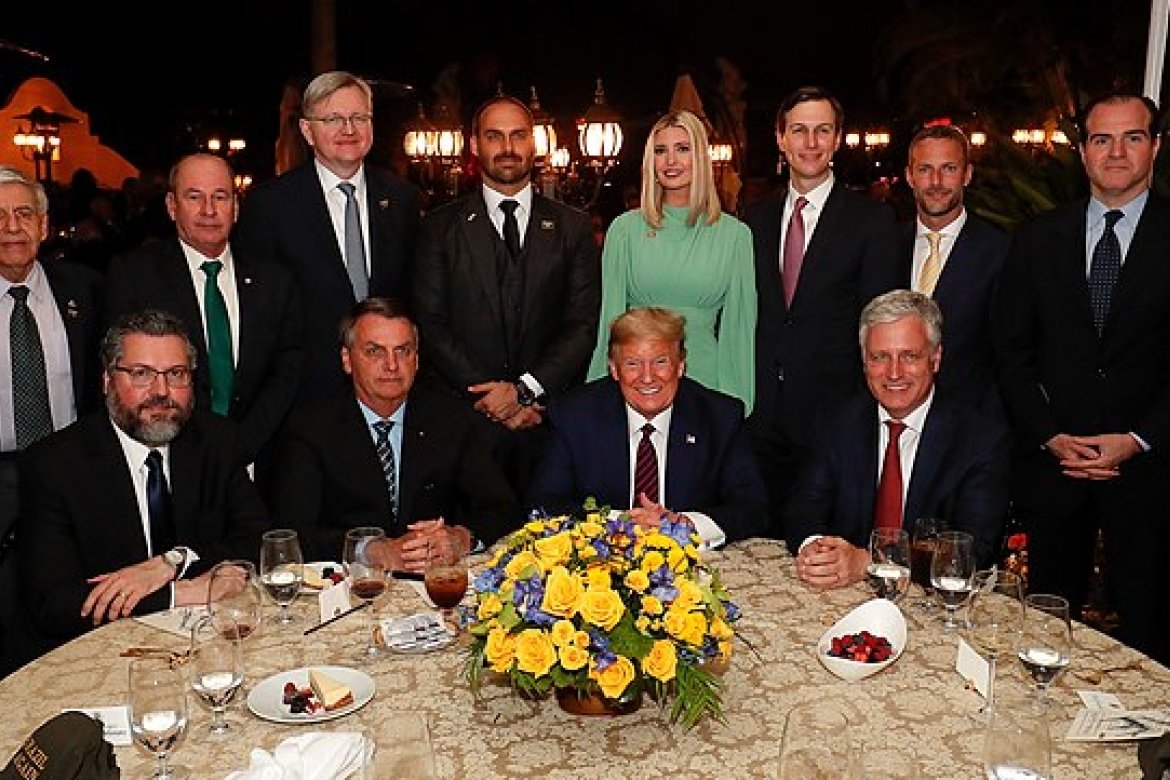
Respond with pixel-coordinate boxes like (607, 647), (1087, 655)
(527, 377), (768, 544)
(234, 163), (420, 402)
(899, 214), (1008, 413)
(782, 391), (1011, 566)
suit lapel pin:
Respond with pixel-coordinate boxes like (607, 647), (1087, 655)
(65, 300), (79, 319)
(685, 434), (696, 444)
(243, 277), (254, 285)
(379, 198), (391, 209)
(540, 219), (555, 231)
(467, 212), (478, 222)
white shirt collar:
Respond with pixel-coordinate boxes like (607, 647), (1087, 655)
(916, 208), (967, 240)
(789, 172), (835, 212)
(624, 403), (673, 439)
(482, 183), (533, 215)
(877, 387), (935, 433)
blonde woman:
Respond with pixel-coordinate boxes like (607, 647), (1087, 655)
(586, 110), (756, 413)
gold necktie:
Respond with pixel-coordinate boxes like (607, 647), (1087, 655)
(918, 231), (943, 297)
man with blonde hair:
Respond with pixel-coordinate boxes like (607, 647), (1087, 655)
(528, 307), (766, 547)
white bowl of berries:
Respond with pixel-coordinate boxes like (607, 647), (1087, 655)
(817, 598), (907, 682)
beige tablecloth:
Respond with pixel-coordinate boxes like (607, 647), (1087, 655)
(0, 538), (1164, 778)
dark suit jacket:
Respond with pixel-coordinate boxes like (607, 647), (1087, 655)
(41, 259), (105, 417)
(782, 391), (1011, 566)
(233, 163), (420, 401)
(261, 388), (519, 562)
(104, 239), (303, 464)
(744, 181), (901, 447)
(993, 193), (1170, 513)
(898, 213), (1009, 412)
(13, 411), (268, 658)
(527, 377), (769, 544)
(411, 189), (600, 399)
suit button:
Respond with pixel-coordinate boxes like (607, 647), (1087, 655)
(1097, 368), (1106, 379)
(783, 316), (794, 327)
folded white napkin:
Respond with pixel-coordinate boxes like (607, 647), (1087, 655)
(223, 731), (372, 780)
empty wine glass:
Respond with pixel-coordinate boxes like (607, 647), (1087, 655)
(867, 527), (911, 603)
(128, 657), (189, 779)
(187, 615), (244, 738)
(1017, 594), (1072, 706)
(983, 694), (1051, 779)
(931, 530), (975, 631)
(260, 529), (303, 625)
(967, 569), (1025, 722)
(778, 701), (864, 779)
(206, 560), (262, 641)
(909, 517), (944, 611)
(343, 526), (388, 662)
(424, 535), (469, 633)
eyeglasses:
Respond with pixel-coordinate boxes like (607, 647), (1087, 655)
(304, 113), (373, 130)
(112, 365), (193, 388)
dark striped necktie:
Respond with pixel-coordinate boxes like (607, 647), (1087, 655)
(632, 423), (659, 506)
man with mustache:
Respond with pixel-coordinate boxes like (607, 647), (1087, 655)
(413, 95), (600, 499)
(6, 310), (267, 665)
(901, 124), (1008, 414)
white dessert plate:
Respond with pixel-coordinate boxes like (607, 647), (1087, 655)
(301, 562), (343, 593)
(817, 598), (908, 682)
(247, 665), (375, 724)
(377, 612), (456, 654)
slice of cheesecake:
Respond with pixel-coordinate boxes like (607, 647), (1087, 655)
(308, 668), (354, 711)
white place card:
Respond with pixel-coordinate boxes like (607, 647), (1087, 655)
(133, 605), (208, 638)
(955, 637), (990, 698)
(1065, 708), (1170, 741)
(1077, 690), (1124, 710)
(63, 707), (132, 746)
(319, 579), (352, 622)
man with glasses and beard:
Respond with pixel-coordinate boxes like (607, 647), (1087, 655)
(5, 310), (267, 666)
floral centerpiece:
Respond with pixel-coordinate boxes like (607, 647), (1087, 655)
(463, 498), (741, 728)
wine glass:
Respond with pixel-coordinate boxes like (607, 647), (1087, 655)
(1017, 594), (1072, 706)
(206, 560), (262, 641)
(909, 517), (944, 611)
(931, 530), (975, 631)
(424, 535), (469, 632)
(187, 615), (244, 738)
(867, 528), (911, 603)
(260, 529), (303, 625)
(967, 569), (1025, 722)
(983, 694), (1051, 780)
(128, 657), (189, 779)
(343, 526), (388, 662)
(778, 701), (863, 779)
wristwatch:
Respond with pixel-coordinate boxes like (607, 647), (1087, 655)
(162, 547), (189, 579)
(514, 380), (537, 408)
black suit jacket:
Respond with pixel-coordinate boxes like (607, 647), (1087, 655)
(412, 189), (600, 399)
(104, 239), (303, 464)
(993, 193), (1170, 512)
(527, 377), (769, 544)
(234, 163), (420, 401)
(40, 259), (105, 417)
(744, 181), (901, 446)
(782, 391), (1011, 565)
(13, 411), (267, 657)
(261, 388), (519, 562)
(898, 213), (1009, 412)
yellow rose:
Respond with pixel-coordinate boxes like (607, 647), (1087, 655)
(623, 569), (650, 593)
(709, 615), (734, 641)
(524, 520), (546, 535)
(584, 566), (612, 590)
(667, 545), (688, 572)
(541, 566), (583, 619)
(580, 519), (603, 538)
(635, 615), (650, 633)
(641, 639), (678, 683)
(585, 512), (603, 525)
(673, 578), (702, 612)
(681, 612), (708, 646)
(514, 629), (557, 678)
(663, 608), (688, 639)
(579, 588), (625, 631)
(589, 655), (636, 699)
(573, 630), (592, 648)
(550, 619), (577, 647)
(484, 627), (516, 673)
(578, 545), (598, 561)
(534, 531), (573, 567)
(558, 643), (590, 671)
(641, 550), (665, 572)
(641, 595), (664, 616)
(477, 593), (503, 621)
(504, 550), (542, 581)
(643, 531), (671, 548)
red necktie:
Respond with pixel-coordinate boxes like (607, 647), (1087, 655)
(632, 423), (659, 506)
(874, 420), (906, 530)
(781, 196), (808, 307)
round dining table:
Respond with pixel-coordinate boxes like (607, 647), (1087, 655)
(0, 538), (1164, 778)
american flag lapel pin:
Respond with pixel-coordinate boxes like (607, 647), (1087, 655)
(379, 198), (391, 209)
(243, 277), (253, 286)
(66, 300), (79, 319)
(685, 434), (696, 445)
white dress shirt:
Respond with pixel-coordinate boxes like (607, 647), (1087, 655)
(314, 160), (371, 277)
(911, 209), (967, 292)
(179, 240), (240, 365)
(778, 173), (835, 273)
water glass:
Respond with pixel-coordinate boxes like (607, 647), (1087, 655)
(778, 701), (863, 779)
(983, 695), (1051, 779)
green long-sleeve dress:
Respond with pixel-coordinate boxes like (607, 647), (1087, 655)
(587, 205), (757, 413)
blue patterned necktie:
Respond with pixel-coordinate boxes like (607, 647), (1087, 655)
(373, 420), (397, 524)
(199, 260), (234, 415)
(8, 285), (53, 448)
(1088, 209), (1123, 335)
(338, 182), (369, 300)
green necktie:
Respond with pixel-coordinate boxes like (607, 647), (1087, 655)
(200, 260), (234, 415)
